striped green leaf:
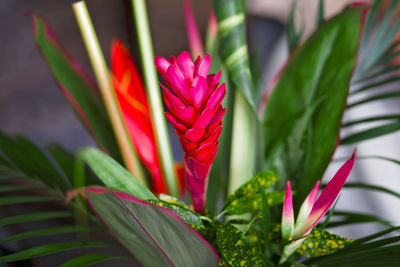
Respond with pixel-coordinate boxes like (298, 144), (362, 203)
(0, 226), (91, 244)
(79, 147), (156, 201)
(0, 211), (73, 227)
(0, 242), (112, 263)
(59, 254), (124, 267)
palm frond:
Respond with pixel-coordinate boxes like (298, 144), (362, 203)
(0, 132), (129, 265)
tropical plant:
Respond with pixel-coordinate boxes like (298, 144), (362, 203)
(1, 0), (400, 266)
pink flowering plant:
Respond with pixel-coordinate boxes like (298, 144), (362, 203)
(1, 0), (400, 266)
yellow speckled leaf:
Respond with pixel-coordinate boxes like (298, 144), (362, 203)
(297, 228), (352, 257)
(217, 224), (264, 267)
(225, 191), (285, 215)
(224, 171), (279, 209)
(148, 200), (205, 231)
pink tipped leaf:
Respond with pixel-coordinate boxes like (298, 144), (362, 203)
(292, 149), (357, 237)
(282, 181), (294, 240)
(294, 181), (320, 230)
(183, 0), (204, 58)
(31, 14), (120, 160)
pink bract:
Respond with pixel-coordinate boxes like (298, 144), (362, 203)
(155, 51), (226, 212)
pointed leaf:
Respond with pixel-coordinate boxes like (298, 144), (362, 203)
(0, 226), (91, 244)
(0, 132), (69, 192)
(32, 14), (120, 160)
(76, 186), (219, 267)
(297, 228), (352, 257)
(216, 224), (264, 266)
(59, 254), (123, 267)
(0, 242), (111, 263)
(341, 121), (400, 145)
(224, 191), (285, 215)
(224, 170), (279, 209)
(262, 5), (366, 204)
(79, 147), (156, 200)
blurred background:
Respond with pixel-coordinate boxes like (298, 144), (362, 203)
(1, 0), (400, 265)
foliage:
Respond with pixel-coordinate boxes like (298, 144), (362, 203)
(1, 0), (400, 266)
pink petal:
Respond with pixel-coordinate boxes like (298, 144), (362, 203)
(199, 126), (222, 146)
(180, 137), (198, 151)
(190, 76), (208, 109)
(206, 107), (226, 133)
(295, 181), (320, 229)
(205, 71), (222, 99)
(167, 65), (191, 101)
(193, 108), (216, 128)
(281, 181), (294, 240)
(292, 149), (357, 237)
(194, 54), (211, 78)
(195, 143), (217, 161)
(184, 128), (205, 143)
(170, 105), (194, 125)
(165, 112), (188, 132)
(206, 83), (226, 109)
(154, 56), (171, 77)
(200, 145), (218, 165)
(162, 84), (185, 108)
(176, 51), (195, 83)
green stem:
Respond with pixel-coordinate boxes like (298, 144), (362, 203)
(72, 1), (146, 185)
(130, 0), (179, 197)
(228, 92), (256, 193)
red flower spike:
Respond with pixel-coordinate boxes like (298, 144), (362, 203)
(111, 40), (168, 195)
(155, 51), (226, 212)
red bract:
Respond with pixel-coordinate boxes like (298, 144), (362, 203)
(155, 51), (226, 212)
(111, 40), (167, 194)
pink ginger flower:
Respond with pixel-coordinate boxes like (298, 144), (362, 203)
(155, 51), (226, 212)
(280, 149), (357, 262)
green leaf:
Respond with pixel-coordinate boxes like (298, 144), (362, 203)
(327, 210), (395, 229)
(148, 199), (205, 231)
(0, 196), (58, 206)
(354, 0), (400, 80)
(262, 5), (367, 203)
(216, 224), (264, 266)
(81, 187), (219, 267)
(316, 0), (325, 25)
(32, 14), (120, 160)
(0, 242), (111, 263)
(348, 90), (400, 108)
(287, 0), (304, 53)
(79, 147), (156, 201)
(224, 171), (279, 208)
(59, 254), (123, 267)
(214, 0), (255, 109)
(342, 115), (400, 127)
(341, 121), (400, 145)
(340, 182), (400, 200)
(297, 228), (352, 257)
(0, 185), (41, 193)
(0, 131), (69, 192)
(352, 76), (400, 95)
(0, 211), (73, 227)
(45, 144), (76, 183)
(224, 191), (285, 215)
(0, 226), (91, 244)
